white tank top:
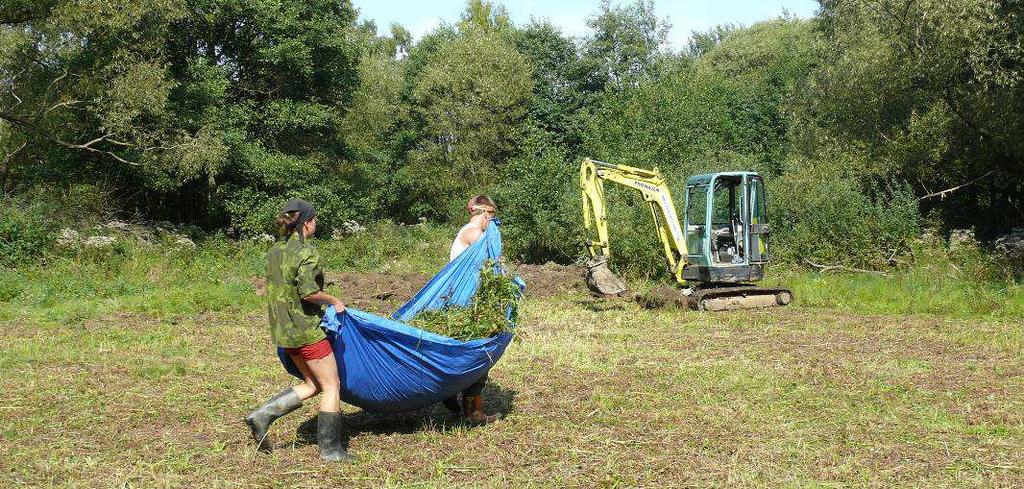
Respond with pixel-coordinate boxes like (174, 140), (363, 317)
(449, 224), (475, 262)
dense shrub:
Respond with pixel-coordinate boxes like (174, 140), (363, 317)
(0, 268), (23, 302)
(769, 156), (921, 268)
(0, 207), (50, 267)
(220, 181), (375, 238)
(493, 138), (583, 264)
(0, 184), (111, 267)
(594, 186), (678, 278)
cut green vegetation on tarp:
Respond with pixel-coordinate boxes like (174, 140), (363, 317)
(410, 262), (521, 341)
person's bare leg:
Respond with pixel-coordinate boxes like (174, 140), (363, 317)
(302, 352), (351, 461)
(287, 355), (322, 401)
(304, 352), (340, 413)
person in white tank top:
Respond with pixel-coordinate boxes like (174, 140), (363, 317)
(441, 195), (502, 425)
(449, 199), (495, 262)
(448, 223), (475, 261)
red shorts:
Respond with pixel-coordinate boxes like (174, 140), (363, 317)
(283, 338), (332, 361)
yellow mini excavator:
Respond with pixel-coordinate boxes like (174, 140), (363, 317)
(580, 157), (792, 311)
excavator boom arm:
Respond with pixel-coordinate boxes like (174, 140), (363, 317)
(580, 158), (688, 283)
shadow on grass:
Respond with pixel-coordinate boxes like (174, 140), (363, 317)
(294, 381), (517, 446)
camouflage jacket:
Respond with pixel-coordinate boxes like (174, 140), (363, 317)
(265, 233), (327, 348)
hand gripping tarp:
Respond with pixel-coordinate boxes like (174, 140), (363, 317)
(277, 220), (522, 413)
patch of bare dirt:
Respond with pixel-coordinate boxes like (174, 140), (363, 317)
(250, 262), (588, 316)
(635, 284), (689, 309)
(516, 262), (587, 297)
(325, 271), (432, 315)
(252, 272), (431, 315)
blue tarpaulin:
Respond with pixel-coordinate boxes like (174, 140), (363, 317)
(277, 220), (522, 413)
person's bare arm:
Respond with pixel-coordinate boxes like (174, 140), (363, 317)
(303, 291), (346, 313)
(461, 226), (484, 247)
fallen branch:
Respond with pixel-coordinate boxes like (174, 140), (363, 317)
(918, 171), (995, 201)
(372, 290), (396, 300)
(0, 111), (139, 166)
(36, 68), (70, 119)
(2, 141), (27, 162)
(803, 259), (889, 276)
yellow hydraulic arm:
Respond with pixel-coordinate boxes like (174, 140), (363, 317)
(580, 157), (689, 285)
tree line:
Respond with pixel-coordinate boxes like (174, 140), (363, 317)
(1, 0), (1022, 270)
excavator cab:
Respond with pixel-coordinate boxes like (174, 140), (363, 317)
(682, 172), (770, 283)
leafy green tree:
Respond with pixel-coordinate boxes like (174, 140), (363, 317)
(1, 0), (369, 233)
(512, 20), (598, 152)
(340, 52), (410, 218)
(163, 0), (364, 230)
(583, 0), (670, 88)
(458, 0), (511, 33)
(687, 23), (740, 58)
(0, 0), (201, 189)
(404, 27), (533, 219)
(584, 63), (793, 179)
(697, 17), (816, 88)
(813, 0), (1024, 238)
(390, 24), (413, 58)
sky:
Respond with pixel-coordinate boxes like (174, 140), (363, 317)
(353, 0), (820, 50)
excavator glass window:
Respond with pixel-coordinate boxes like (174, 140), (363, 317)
(748, 176), (769, 263)
(711, 177), (744, 264)
(684, 185), (707, 260)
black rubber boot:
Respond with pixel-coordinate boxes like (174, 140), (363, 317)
(245, 388), (303, 451)
(317, 411), (356, 462)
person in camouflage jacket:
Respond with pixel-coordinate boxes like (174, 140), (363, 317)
(244, 198), (355, 462)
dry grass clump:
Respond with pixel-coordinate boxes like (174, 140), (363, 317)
(410, 264), (521, 341)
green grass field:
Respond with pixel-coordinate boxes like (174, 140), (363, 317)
(2, 227), (1023, 487)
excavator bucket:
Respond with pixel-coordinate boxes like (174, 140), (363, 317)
(584, 257), (628, 296)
